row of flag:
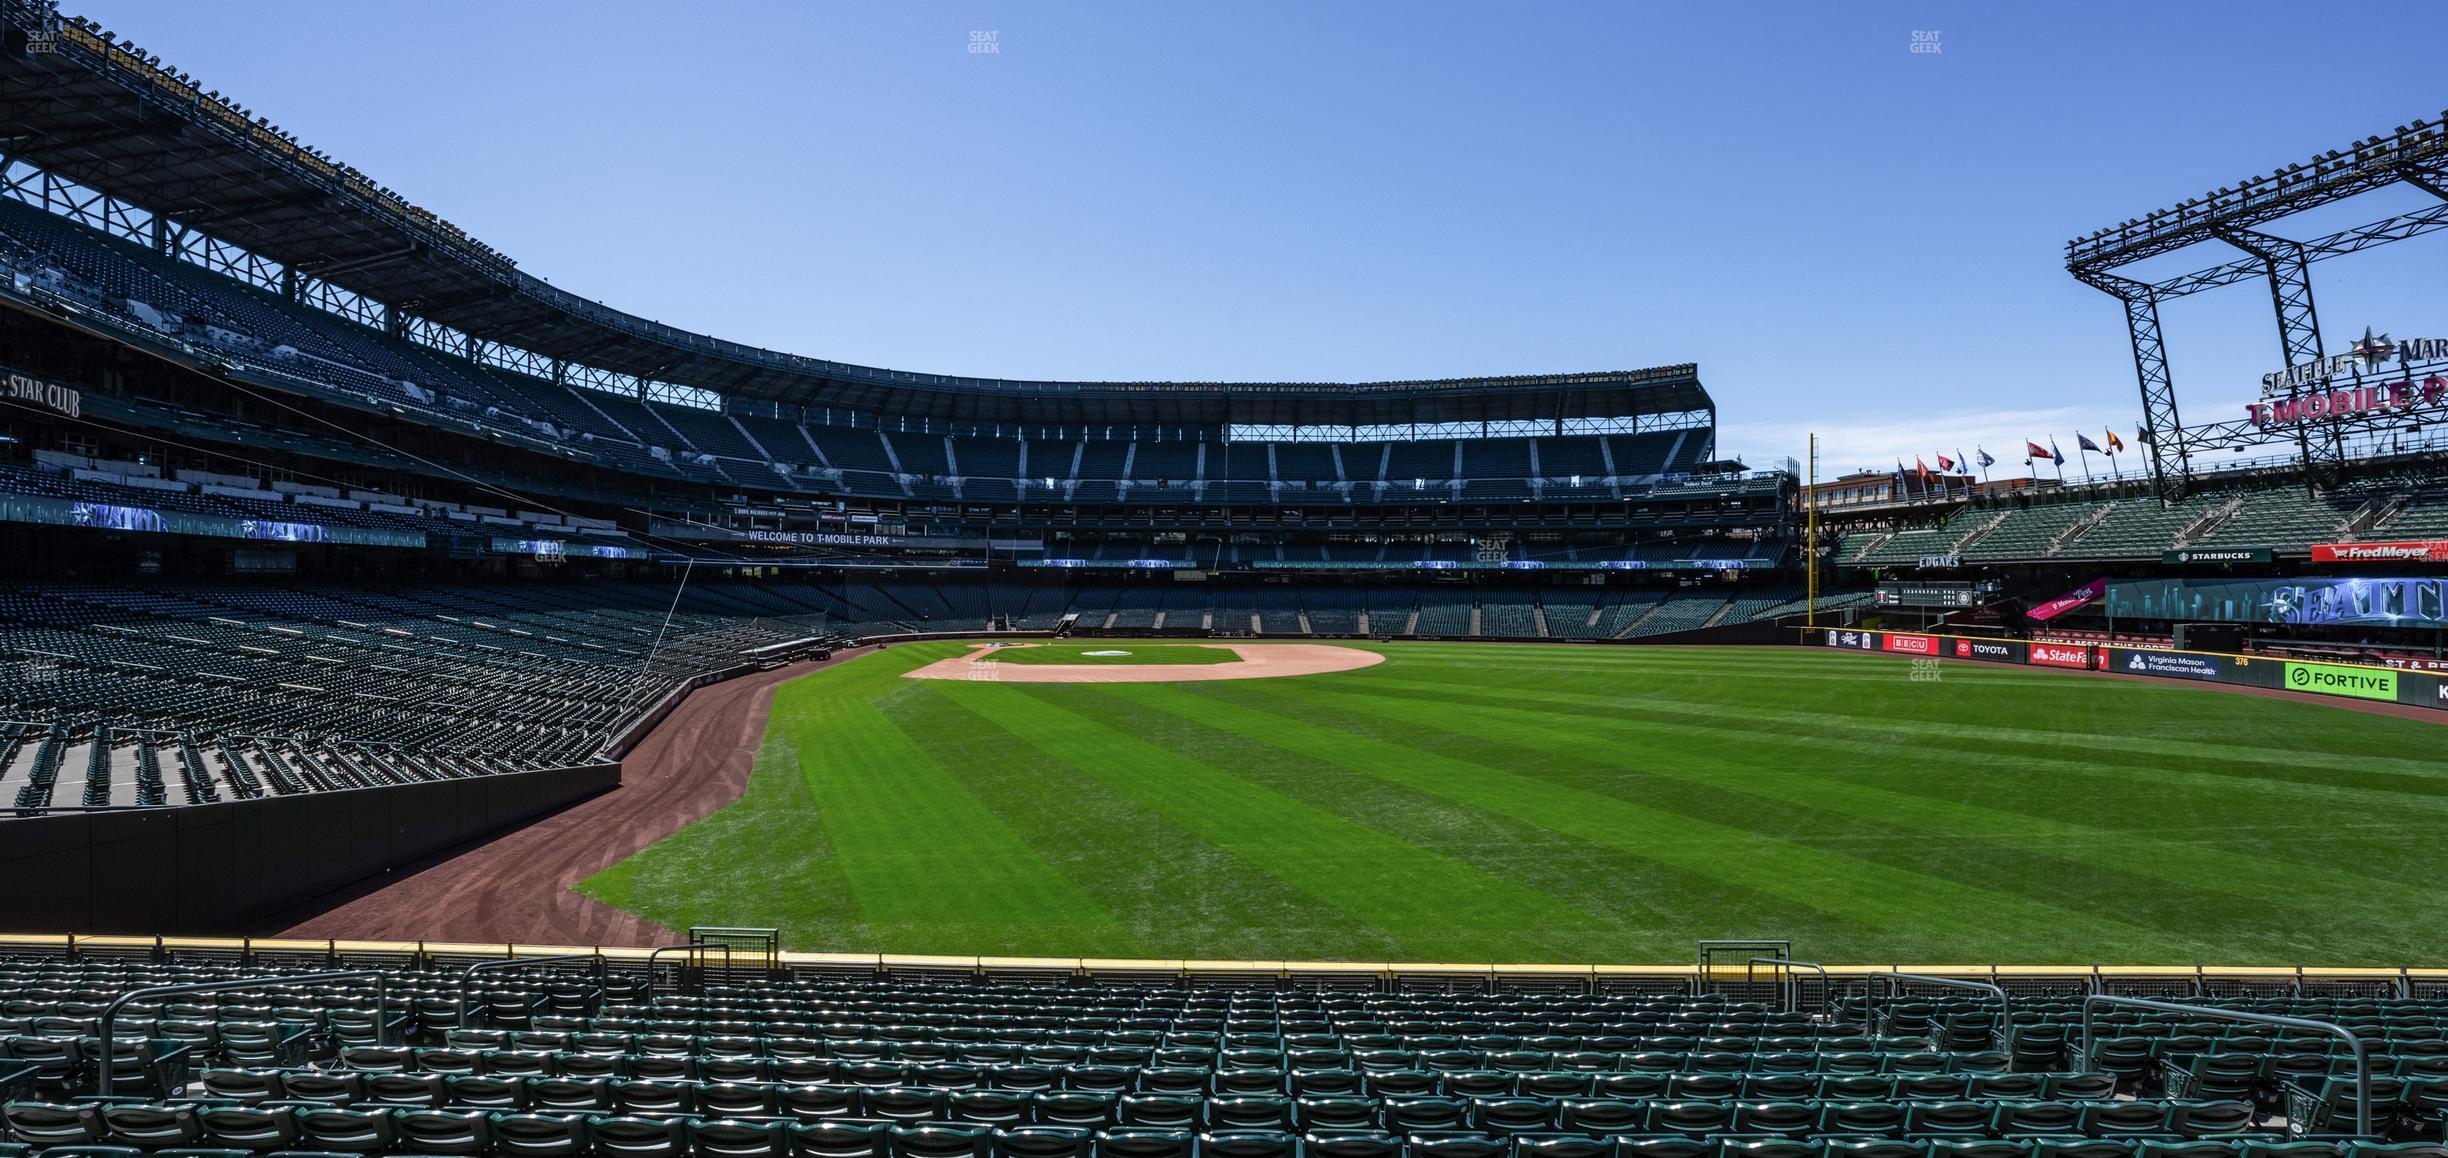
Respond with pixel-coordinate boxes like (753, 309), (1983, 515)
(1896, 429), (2158, 481)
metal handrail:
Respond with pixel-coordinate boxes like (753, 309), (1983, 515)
(1870, 970), (2012, 1042)
(458, 953), (604, 1025)
(99, 969), (385, 1095)
(643, 943), (733, 1008)
(1744, 957), (1833, 1017)
(2082, 994), (2371, 1138)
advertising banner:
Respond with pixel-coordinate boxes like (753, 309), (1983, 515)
(2405, 671), (2448, 711)
(0, 491), (422, 549)
(2163, 548), (2271, 565)
(2108, 648), (2228, 683)
(1949, 637), (2027, 664)
(2312, 541), (2448, 564)
(2027, 642), (2094, 669)
(2282, 661), (2399, 702)
(2027, 577), (2108, 622)
(2107, 576), (2448, 628)
(1880, 633), (1938, 655)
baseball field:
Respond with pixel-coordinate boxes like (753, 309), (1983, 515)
(575, 640), (2448, 964)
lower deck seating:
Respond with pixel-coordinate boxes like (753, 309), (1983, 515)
(2, 957), (2442, 1158)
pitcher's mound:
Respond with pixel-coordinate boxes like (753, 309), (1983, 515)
(903, 642), (1384, 683)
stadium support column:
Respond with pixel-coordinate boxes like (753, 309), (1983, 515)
(1805, 434), (1819, 631)
(2219, 227), (2339, 494)
(2077, 270), (2187, 503)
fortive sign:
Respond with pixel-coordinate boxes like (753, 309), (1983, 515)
(2311, 541), (2448, 564)
(2283, 661), (2398, 702)
(2029, 643), (2093, 669)
(1881, 633), (1936, 655)
(2246, 376), (2446, 427)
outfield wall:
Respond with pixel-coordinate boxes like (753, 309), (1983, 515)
(0, 762), (620, 936)
(1803, 626), (2448, 713)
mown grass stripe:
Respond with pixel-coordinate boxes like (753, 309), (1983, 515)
(1312, 665), (2448, 896)
(938, 681), (1614, 954)
(1266, 678), (2405, 962)
(875, 682), (1412, 959)
(1066, 682), (1822, 962)
(1141, 675), (2184, 960)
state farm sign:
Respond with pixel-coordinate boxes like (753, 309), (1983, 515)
(2029, 642), (2093, 669)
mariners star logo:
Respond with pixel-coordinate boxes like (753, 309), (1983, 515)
(2349, 326), (2395, 371)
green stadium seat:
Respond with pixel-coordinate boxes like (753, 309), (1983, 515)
(1299, 1133), (1400, 1158)
(1616, 1141), (1714, 1158)
(790, 1121), (887, 1158)
(998, 1127), (1095, 1158)
(1208, 1096), (1294, 1131)
(1198, 1130), (1299, 1158)
(2030, 1143), (2135, 1158)
(1651, 1101), (1738, 1137)
(1904, 1101), (1997, 1138)
(1470, 1097), (1554, 1136)
(5, 1101), (106, 1147)
(274, 1072), (363, 1106)
(1923, 1143), (2031, 1158)
(195, 1105), (301, 1152)
(364, 1073), (448, 1109)
(895, 1121), (988, 1155)
(290, 1107), (396, 1154)
(392, 1108), (492, 1155)
(1406, 1133), (1509, 1158)
(1822, 1102), (1909, 1136)
(490, 1112), (591, 1158)
(2076, 1102), (2172, 1136)
(1096, 1128), (1194, 1158)
(2134, 1143), (2244, 1158)
(1822, 1143), (1928, 1158)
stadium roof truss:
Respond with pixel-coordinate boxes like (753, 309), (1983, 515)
(0, 2), (1709, 431)
(2067, 112), (2448, 501)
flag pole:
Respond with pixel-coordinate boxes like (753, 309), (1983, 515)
(2078, 445), (2093, 483)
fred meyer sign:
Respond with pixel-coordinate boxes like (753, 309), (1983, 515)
(2284, 661), (2398, 702)
(2312, 541), (2448, 564)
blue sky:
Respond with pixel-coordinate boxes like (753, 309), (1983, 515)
(73, 1), (2448, 477)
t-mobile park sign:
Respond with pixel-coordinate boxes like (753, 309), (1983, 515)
(2249, 329), (2448, 427)
(2247, 375), (2447, 428)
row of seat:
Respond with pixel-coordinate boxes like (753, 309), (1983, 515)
(168, 1073), (2143, 1126)
(0, 1104), (2354, 1158)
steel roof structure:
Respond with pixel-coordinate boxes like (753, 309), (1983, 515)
(0, 2), (1708, 429)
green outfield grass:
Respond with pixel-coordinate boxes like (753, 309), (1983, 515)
(978, 643), (1241, 665)
(576, 641), (2448, 965)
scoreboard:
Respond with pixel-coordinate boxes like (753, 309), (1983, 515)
(1873, 579), (2002, 609)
